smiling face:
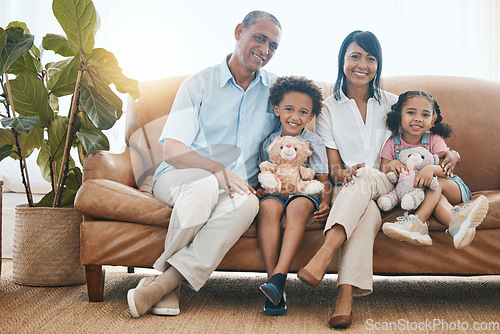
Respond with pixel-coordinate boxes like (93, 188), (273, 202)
(343, 42), (378, 89)
(233, 18), (281, 74)
(400, 96), (437, 144)
(274, 91), (314, 137)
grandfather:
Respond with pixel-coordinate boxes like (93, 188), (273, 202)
(127, 10), (282, 318)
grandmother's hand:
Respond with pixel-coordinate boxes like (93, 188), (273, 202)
(342, 163), (365, 187)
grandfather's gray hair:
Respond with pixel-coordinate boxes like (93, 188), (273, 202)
(242, 11), (281, 30)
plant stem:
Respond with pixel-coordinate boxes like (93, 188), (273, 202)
(5, 73), (33, 207)
(53, 66), (83, 207)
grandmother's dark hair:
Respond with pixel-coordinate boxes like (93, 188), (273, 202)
(333, 30), (383, 103)
(386, 90), (453, 138)
(269, 76), (324, 116)
(242, 11), (281, 30)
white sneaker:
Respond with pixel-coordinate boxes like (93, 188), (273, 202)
(448, 195), (489, 249)
(137, 276), (180, 316)
(382, 212), (432, 246)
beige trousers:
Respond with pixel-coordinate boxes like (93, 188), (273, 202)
(152, 168), (259, 291)
(324, 167), (393, 296)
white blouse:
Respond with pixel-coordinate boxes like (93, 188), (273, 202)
(315, 90), (398, 170)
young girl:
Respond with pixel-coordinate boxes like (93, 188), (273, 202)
(380, 91), (488, 248)
(256, 76), (332, 316)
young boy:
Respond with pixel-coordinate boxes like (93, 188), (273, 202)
(256, 76), (332, 315)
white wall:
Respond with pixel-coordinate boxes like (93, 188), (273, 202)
(2, 0), (499, 84)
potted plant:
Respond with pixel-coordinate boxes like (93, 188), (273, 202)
(0, 0), (139, 286)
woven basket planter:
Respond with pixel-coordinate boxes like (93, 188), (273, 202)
(13, 205), (86, 286)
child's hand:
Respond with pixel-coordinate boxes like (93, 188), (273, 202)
(414, 165), (435, 188)
(388, 160), (408, 177)
(314, 202), (331, 223)
(255, 188), (268, 200)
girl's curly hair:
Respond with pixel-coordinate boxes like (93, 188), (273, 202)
(386, 90), (453, 138)
(269, 76), (323, 116)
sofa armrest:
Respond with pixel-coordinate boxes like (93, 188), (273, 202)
(83, 147), (137, 187)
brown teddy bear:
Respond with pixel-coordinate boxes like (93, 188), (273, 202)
(258, 136), (324, 196)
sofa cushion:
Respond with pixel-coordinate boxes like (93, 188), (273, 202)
(75, 179), (172, 227)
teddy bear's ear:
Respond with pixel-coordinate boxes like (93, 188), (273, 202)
(267, 136), (281, 153)
(433, 154), (440, 164)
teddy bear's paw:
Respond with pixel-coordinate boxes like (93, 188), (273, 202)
(376, 196), (393, 211)
(304, 181), (324, 195)
(429, 177), (439, 191)
(386, 172), (398, 184)
(259, 173), (279, 190)
(401, 195), (419, 211)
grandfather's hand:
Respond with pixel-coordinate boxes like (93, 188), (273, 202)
(213, 164), (255, 197)
(437, 150), (460, 177)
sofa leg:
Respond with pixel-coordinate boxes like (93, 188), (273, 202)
(85, 265), (105, 302)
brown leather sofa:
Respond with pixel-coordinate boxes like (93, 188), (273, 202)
(75, 75), (500, 302)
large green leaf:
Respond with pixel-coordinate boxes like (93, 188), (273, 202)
(6, 22), (41, 74)
(6, 21), (30, 34)
(6, 72), (53, 123)
(64, 166), (82, 194)
(0, 128), (16, 147)
(46, 55), (80, 97)
(19, 127), (44, 158)
(52, 0), (96, 55)
(47, 115), (68, 161)
(0, 29), (6, 56)
(0, 128), (16, 161)
(36, 140), (53, 183)
(0, 144), (14, 161)
(0, 27), (34, 75)
(76, 125), (109, 153)
(82, 68), (123, 119)
(42, 33), (75, 57)
(79, 83), (117, 130)
(37, 137), (77, 193)
(34, 191), (54, 207)
(7, 49), (42, 75)
(0, 115), (39, 133)
(35, 165), (81, 208)
(87, 48), (139, 99)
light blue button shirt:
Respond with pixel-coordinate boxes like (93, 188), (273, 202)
(153, 55), (280, 188)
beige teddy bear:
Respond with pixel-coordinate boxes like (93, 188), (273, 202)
(258, 136), (324, 196)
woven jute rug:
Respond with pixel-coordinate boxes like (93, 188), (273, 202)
(1, 259), (499, 333)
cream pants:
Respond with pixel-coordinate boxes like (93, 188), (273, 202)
(152, 168), (259, 291)
(324, 167), (393, 296)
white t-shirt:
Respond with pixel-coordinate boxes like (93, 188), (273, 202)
(315, 90), (398, 170)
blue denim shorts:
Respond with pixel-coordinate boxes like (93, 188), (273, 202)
(448, 175), (472, 203)
(260, 194), (321, 211)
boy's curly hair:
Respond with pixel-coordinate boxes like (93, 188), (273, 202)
(268, 76), (323, 116)
(387, 90), (453, 138)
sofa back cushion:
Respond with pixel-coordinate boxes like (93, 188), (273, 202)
(125, 75), (500, 193)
